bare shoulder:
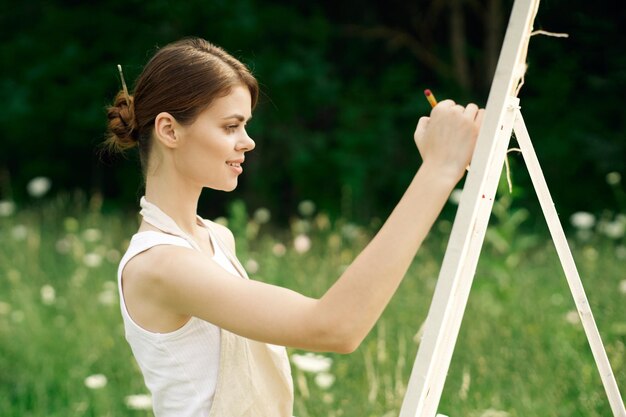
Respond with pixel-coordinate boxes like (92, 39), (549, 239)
(121, 244), (209, 332)
(123, 244), (198, 288)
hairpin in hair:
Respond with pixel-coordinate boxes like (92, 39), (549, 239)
(117, 64), (131, 107)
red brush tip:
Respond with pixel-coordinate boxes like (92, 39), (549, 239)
(424, 89), (432, 96)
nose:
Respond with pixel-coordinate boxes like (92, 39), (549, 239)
(237, 129), (255, 152)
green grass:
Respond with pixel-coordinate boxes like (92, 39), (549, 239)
(1, 192), (625, 417)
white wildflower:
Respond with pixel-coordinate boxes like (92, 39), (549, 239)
(565, 310), (580, 325)
(290, 353), (332, 373)
(606, 172), (622, 186)
(245, 259), (259, 274)
(40, 284), (56, 305)
(550, 293), (564, 306)
(84, 374), (107, 389)
(11, 225), (27, 241)
(600, 220), (625, 239)
(619, 280), (626, 295)
(449, 189), (463, 205)
(293, 234), (311, 254)
(83, 253), (103, 268)
(26, 176), (51, 198)
(0, 200), (16, 217)
(272, 243), (286, 257)
(314, 372), (335, 389)
(98, 290), (117, 306)
(253, 207), (271, 224)
(82, 228), (102, 242)
(570, 212), (595, 230)
(55, 237), (72, 254)
(124, 394), (152, 410)
(298, 200), (316, 217)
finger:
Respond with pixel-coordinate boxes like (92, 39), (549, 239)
(414, 116), (429, 151)
(463, 103), (479, 120)
(452, 104), (465, 113)
(475, 108), (485, 126)
(414, 116), (429, 138)
(433, 99), (456, 110)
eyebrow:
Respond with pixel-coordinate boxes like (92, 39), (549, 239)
(221, 114), (252, 122)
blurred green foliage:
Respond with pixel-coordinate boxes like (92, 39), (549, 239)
(1, 0), (624, 223)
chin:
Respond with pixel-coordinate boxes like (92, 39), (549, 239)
(205, 175), (240, 191)
(222, 182), (238, 192)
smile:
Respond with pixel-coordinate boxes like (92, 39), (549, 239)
(226, 160), (244, 175)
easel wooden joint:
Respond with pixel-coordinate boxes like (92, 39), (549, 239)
(399, 1), (625, 416)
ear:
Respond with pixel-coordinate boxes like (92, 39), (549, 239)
(154, 112), (180, 149)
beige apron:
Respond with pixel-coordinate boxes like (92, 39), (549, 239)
(139, 197), (294, 417)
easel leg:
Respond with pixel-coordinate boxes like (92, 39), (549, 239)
(514, 110), (626, 417)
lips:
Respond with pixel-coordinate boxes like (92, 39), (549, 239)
(226, 158), (244, 167)
(226, 159), (244, 174)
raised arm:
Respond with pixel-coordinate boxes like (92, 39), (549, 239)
(127, 99), (482, 353)
(317, 100), (482, 351)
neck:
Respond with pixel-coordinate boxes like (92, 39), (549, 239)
(144, 171), (203, 238)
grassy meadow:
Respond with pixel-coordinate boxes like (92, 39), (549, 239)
(1, 190), (625, 417)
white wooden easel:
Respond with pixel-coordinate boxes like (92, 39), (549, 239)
(399, 1), (626, 416)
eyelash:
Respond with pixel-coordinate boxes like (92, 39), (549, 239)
(226, 125), (239, 133)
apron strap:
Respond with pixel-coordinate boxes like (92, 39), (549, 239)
(201, 219), (249, 279)
(139, 196), (249, 279)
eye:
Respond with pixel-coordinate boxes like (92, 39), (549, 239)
(225, 124), (239, 133)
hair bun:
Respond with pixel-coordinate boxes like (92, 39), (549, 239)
(106, 90), (138, 150)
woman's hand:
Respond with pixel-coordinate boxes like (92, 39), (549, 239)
(414, 99), (484, 183)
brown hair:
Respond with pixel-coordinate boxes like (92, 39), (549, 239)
(105, 38), (259, 173)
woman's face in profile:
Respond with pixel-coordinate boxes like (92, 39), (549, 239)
(171, 85), (256, 191)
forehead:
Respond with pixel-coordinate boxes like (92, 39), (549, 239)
(206, 85), (252, 119)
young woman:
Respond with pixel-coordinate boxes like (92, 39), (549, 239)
(106, 37), (483, 417)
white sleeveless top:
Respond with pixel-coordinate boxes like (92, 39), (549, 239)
(117, 229), (240, 416)
(117, 197), (294, 417)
